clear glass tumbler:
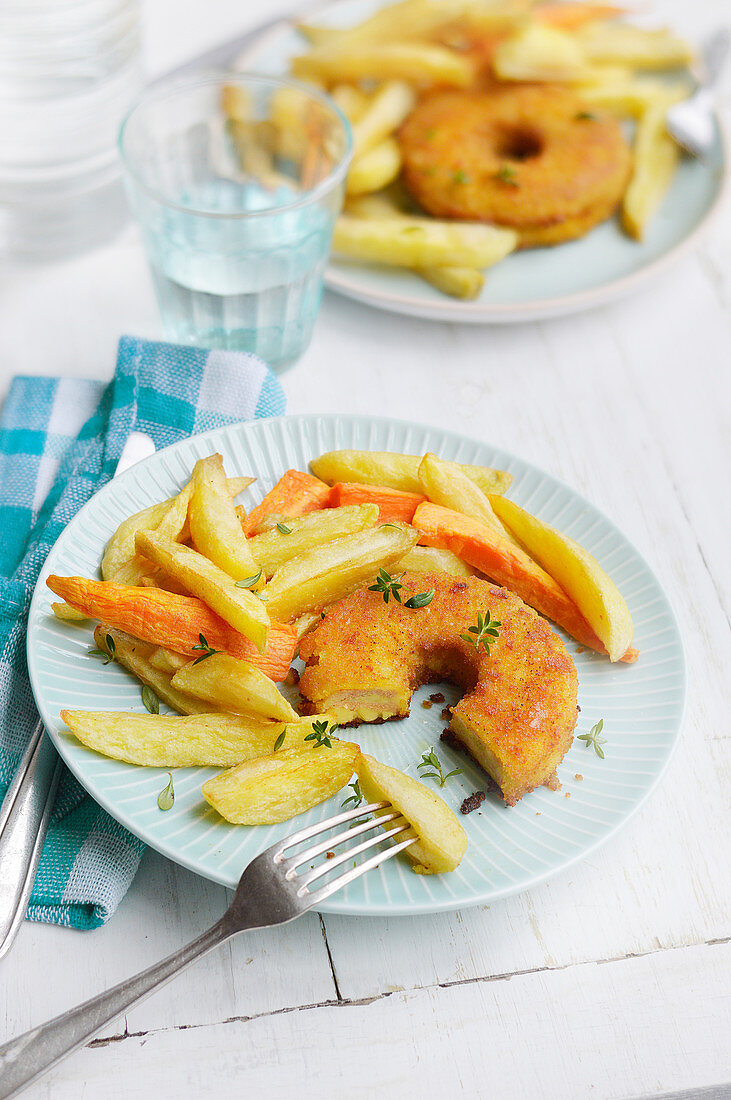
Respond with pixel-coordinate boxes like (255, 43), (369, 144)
(0, 0), (142, 257)
(119, 73), (352, 371)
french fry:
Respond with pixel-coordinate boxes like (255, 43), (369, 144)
(351, 80), (415, 156)
(297, 0), (525, 51)
(190, 455), (260, 583)
(333, 215), (518, 270)
(329, 483), (425, 523)
(311, 449), (512, 497)
(413, 501), (611, 654)
(344, 193), (487, 299)
(93, 626), (215, 716)
(347, 138), (402, 196)
(171, 653), (298, 723)
(489, 495), (634, 661)
(330, 82), (370, 122)
(51, 602), (87, 622)
(356, 753), (466, 873)
(493, 23), (587, 82)
(46, 575), (296, 680)
(61, 710), (327, 768)
(394, 545), (477, 578)
(136, 531), (270, 652)
(622, 103), (680, 240)
(292, 43), (475, 88)
(248, 504), (379, 578)
(148, 647), (189, 674)
(263, 523), (419, 622)
(243, 469), (332, 535)
(101, 475), (253, 585)
(418, 265), (485, 300)
(294, 610), (322, 641)
(580, 76), (688, 118)
(578, 22), (694, 69)
(203, 739), (360, 825)
(418, 452), (513, 539)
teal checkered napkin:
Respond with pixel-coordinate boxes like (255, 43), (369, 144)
(0, 336), (285, 930)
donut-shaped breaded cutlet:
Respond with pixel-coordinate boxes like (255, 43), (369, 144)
(299, 572), (578, 806)
(398, 86), (632, 246)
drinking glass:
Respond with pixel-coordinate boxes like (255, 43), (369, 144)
(0, 0), (142, 257)
(119, 73), (352, 371)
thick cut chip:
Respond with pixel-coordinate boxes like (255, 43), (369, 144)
(310, 450), (512, 496)
(621, 102), (680, 241)
(202, 740), (360, 824)
(101, 475), (253, 586)
(490, 494), (634, 662)
(347, 138), (402, 196)
(394, 545), (476, 578)
(292, 43), (475, 88)
(136, 530), (270, 652)
(333, 215), (517, 270)
(356, 753), (467, 874)
(248, 504), (379, 578)
(263, 522), (418, 622)
(62, 711), (296, 767)
(171, 652), (298, 723)
(418, 452), (512, 538)
(93, 626), (215, 716)
(189, 454), (260, 582)
(350, 80), (415, 157)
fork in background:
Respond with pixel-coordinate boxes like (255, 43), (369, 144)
(666, 28), (729, 158)
(0, 800), (415, 1099)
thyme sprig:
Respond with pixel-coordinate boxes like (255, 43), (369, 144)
(341, 779), (363, 808)
(305, 718), (338, 749)
(495, 164), (519, 186)
(368, 569), (403, 604)
(459, 610), (501, 655)
(417, 748), (462, 788)
(276, 523), (292, 534)
(192, 633), (219, 665)
(89, 632), (116, 664)
(273, 728), (287, 752)
(577, 718), (607, 758)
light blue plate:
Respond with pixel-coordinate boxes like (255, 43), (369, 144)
(27, 415), (686, 915)
(239, 0), (727, 322)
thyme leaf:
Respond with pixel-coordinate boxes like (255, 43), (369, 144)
(157, 772), (175, 811)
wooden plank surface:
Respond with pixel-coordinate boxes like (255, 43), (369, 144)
(0, 0), (729, 1097)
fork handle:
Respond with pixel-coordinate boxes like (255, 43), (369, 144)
(0, 914), (235, 1099)
(0, 723), (62, 961)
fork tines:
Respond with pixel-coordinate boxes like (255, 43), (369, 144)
(273, 801), (417, 906)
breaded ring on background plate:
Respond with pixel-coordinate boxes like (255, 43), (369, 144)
(399, 85), (632, 246)
(299, 572), (578, 805)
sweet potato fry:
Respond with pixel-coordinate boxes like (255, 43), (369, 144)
(46, 576), (296, 681)
(243, 469), (332, 534)
(329, 483), (426, 523)
(413, 502), (610, 655)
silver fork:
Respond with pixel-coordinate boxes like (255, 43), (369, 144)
(0, 801), (414, 1099)
(666, 28), (729, 158)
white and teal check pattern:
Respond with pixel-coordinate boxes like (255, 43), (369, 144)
(0, 336), (285, 929)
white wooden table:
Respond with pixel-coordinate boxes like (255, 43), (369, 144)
(1, 1), (730, 1097)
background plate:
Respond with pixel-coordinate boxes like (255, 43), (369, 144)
(239, 0), (727, 323)
(28, 415), (685, 915)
